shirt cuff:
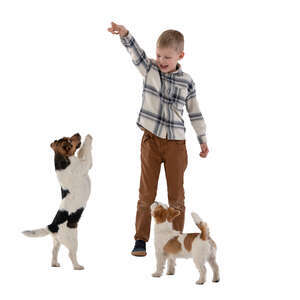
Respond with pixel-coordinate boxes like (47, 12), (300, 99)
(120, 31), (133, 47)
(198, 135), (207, 144)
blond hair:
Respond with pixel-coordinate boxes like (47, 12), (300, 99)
(157, 29), (184, 53)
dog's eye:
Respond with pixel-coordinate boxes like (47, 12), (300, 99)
(63, 145), (71, 151)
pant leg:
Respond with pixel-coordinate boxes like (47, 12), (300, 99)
(163, 140), (188, 232)
(134, 132), (162, 242)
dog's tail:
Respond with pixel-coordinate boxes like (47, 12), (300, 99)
(22, 227), (50, 238)
(191, 212), (209, 241)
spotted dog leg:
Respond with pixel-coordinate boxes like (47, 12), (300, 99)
(48, 210), (68, 233)
(67, 208), (84, 228)
(51, 238), (61, 267)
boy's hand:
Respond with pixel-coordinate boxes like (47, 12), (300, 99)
(200, 143), (209, 158)
(108, 22), (128, 37)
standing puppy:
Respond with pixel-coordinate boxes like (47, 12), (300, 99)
(23, 133), (93, 270)
(151, 202), (220, 284)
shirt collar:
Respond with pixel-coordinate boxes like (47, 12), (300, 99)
(171, 63), (183, 76)
(153, 61), (183, 76)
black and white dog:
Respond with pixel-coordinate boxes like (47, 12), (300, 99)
(23, 133), (92, 270)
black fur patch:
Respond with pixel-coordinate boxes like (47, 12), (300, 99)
(48, 210), (69, 233)
(67, 208), (84, 228)
(54, 153), (70, 170)
(61, 187), (70, 199)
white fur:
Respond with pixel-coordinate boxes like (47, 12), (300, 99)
(151, 204), (220, 285)
(23, 134), (93, 270)
(191, 212), (203, 224)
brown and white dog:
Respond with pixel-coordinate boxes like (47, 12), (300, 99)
(151, 202), (220, 285)
(23, 133), (92, 270)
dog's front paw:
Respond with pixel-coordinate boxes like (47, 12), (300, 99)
(196, 279), (205, 285)
(83, 135), (92, 148)
(74, 265), (85, 270)
(152, 272), (162, 278)
(85, 134), (93, 142)
(51, 263), (61, 268)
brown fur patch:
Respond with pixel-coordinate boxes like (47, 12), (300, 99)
(51, 133), (81, 157)
(184, 233), (199, 252)
(199, 222), (208, 240)
(153, 206), (168, 223)
(67, 222), (78, 228)
(163, 236), (181, 254)
(167, 207), (180, 222)
(194, 221), (209, 241)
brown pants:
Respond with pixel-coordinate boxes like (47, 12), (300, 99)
(134, 129), (188, 242)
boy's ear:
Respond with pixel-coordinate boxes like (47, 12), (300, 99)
(167, 207), (181, 222)
(179, 51), (184, 60)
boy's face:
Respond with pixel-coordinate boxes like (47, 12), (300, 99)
(156, 47), (184, 73)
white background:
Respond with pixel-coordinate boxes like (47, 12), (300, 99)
(1, 0), (299, 299)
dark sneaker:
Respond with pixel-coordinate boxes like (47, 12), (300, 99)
(131, 240), (147, 257)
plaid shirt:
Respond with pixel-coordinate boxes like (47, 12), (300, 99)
(120, 32), (207, 144)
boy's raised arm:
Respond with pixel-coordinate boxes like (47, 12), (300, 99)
(108, 22), (152, 77)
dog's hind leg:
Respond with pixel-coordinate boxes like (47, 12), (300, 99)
(208, 255), (220, 282)
(69, 249), (84, 270)
(51, 238), (61, 267)
(193, 258), (207, 285)
(65, 230), (84, 270)
(166, 257), (176, 275)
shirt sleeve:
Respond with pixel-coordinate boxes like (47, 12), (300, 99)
(185, 80), (207, 144)
(120, 32), (152, 77)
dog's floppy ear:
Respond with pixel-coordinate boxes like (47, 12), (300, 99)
(153, 206), (167, 223)
(70, 133), (81, 150)
(71, 133), (81, 140)
(50, 140), (57, 151)
(167, 207), (181, 222)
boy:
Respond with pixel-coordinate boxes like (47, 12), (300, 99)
(108, 22), (209, 256)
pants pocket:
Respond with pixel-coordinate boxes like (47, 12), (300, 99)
(142, 132), (152, 143)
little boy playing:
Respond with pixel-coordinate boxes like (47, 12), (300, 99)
(108, 22), (209, 256)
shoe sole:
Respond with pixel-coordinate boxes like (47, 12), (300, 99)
(131, 251), (147, 257)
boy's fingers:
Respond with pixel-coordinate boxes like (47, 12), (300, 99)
(199, 145), (209, 158)
(109, 22), (126, 36)
(200, 152), (207, 158)
(108, 27), (120, 35)
(111, 22), (120, 31)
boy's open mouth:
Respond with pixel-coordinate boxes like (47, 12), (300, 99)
(160, 64), (168, 69)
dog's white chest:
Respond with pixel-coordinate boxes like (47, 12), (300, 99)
(56, 157), (91, 212)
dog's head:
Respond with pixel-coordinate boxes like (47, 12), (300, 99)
(151, 202), (180, 225)
(50, 133), (81, 157)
